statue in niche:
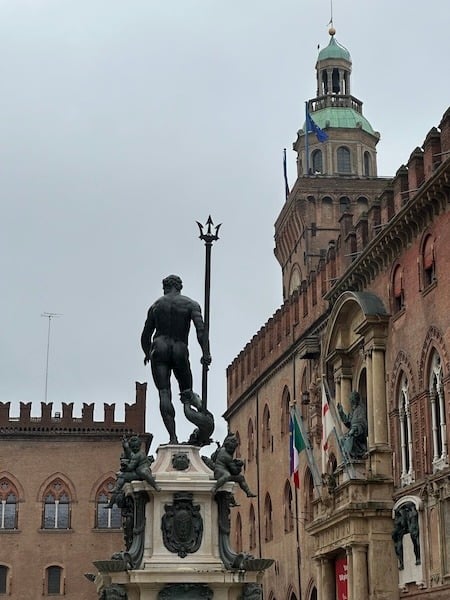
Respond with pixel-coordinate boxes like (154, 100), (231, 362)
(141, 274), (214, 445)
(337, 391), (368, 459)
(392, 502), (421, 570)
(407, 504), (421, 565)
(106, 435), (160, 507)
(207, 432), (256, 497)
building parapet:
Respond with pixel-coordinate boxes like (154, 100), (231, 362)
(0, 381), (147, 435)
(227, 106), (450, 408)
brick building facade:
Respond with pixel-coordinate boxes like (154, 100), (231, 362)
(225, 30), (450, 600)
(0, 382), (149, 599)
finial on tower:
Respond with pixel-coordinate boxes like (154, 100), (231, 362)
(328, 0), (335, 36)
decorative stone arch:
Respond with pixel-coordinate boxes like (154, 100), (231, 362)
(281, 386), (291, 436)
(89, 472), (117, 502)
(283, 479), (294, 533)
(289, 264), (302, 295)
(323, 290), (390, 472)
(0, 472), (25, 502)
(390, 350), (417, 406)
(287, 584), (299, 600)
(304, 579), (317, 600)
(418, 325), (449, 389)
(37, 472), (77, 503)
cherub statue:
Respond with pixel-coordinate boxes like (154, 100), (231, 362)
(107, 435), (160, 507)
(210, 433), (256, 497)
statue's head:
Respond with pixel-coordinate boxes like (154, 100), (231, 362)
(163, 274), (183, 293)
(224, 432), (238, 452)
(129, 435), (142, 451)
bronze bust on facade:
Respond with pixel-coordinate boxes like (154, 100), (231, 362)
(141, 274), (214, 445)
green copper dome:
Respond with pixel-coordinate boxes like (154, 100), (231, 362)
(306, 107), (376, 136)
(318, 36), (351, 62)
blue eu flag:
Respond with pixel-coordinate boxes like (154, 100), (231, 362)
(305, 111), (329, 142)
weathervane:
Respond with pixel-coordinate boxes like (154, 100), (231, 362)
(197, 216), (221, 410)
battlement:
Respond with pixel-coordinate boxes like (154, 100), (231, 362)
(227, 106), (450, 407)
(0, 381), (147, 435)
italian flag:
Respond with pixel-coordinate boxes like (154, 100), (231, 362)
(290, 411), (306, 488)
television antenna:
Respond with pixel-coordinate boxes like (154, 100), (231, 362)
(41, 312), (62, 403)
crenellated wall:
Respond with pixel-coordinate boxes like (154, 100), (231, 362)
(227, 106), (450, 408)
(0, 381), (147, 435)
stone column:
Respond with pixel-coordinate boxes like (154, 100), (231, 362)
(352, 544), (368, 599)
(365, 349), (374, 449)
(320, 557), (335, 600)
(346, 546), (353, 600)
(340, 375), (352, 414)
(372, 347), (388, 446)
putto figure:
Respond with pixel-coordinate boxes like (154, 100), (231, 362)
(141, 274), (212, 444)
(107, 435), (160, 507)
(211, 433), (256, 497)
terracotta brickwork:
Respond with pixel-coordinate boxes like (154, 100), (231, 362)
(0, 382), (148, 599)
(226, 106), (450, 600)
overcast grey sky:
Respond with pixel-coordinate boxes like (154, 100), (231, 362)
(1, 0), (449, 448)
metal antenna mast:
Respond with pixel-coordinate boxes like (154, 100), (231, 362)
(41, 312), (62, 403)
(197, 216), (221, 410)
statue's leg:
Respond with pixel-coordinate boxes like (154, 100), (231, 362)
(159, 388), (178, 444)
(150, 350), (178, 444)
(172, 342), (193, 394)
(236, 476), (257, 498)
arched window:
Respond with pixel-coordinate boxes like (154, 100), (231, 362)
(357, 196), (368, 216)
(429, 351), (448, 471)
(422, 234), (435, 288)
(0, 565), (9, 594)
(321, 196), (333, 223)
(264, 493), (273, 541)
(46, 565), (63, 595)
(398, 374), (414, 486)
(283, 480), (294, 532)
(392, 265), (404, 313)
(95, 479), (121, 529)
(363, 151), (372, 176)
(249, 504), (256, 550)
(235, 431), (241, 459)
(42, 479), (71, 530)
(304, 469), (314, 523)
(290, 593), (299, 600)
(289, 264), (302, 295)
(339, 196), (350, 214)
(248, 419), (255, 462)
(312, 149), (323, 174)
(235, 512), (243, 553)
(262, 404), (271, 451)
(281, 387), (291, 436)
(0, 478), (18, 530)
(337, 146), (351, 173)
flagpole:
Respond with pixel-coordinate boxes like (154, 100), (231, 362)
(283, 148), (290, 200)
(305, 101), (310, 176)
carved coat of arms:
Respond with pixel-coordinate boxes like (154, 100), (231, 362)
(161, 492), (203, 558)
